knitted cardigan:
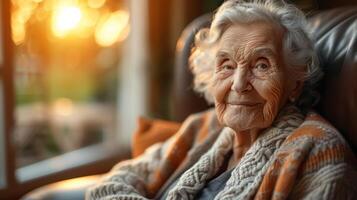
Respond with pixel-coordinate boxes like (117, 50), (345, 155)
(87, 106), (357, 200)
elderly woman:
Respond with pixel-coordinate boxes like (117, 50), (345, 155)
(87, 0), (357, 199)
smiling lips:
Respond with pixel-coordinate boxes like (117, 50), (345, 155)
(225, 92), (264, 107)
(226, 101), (262, 107)
(227, 101), (263, 107)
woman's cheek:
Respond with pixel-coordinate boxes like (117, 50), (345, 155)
(211, 74), (232, 103)
(252, 77), (284, 122)
(211, 73), (232, 125)
(215, 103), (226, 125)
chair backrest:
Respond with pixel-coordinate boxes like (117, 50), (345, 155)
(171, 7), (357, 152)
(171, 14), (212, 122)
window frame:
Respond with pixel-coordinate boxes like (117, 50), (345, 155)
(0, 2), (6, 188)
(0, 0), (16, 193)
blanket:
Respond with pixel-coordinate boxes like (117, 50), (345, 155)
(87, 106), (357, 200)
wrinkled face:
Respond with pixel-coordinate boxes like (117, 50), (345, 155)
(212, 21), (299, 132)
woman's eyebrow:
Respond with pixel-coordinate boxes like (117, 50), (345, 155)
(215, 47), (276, 61)
(216, 51), (230, 59)
(251, 47), (277, 57)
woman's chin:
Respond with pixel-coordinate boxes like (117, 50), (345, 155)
(222, 109), (272, 132)
(223, 117), (257, 132)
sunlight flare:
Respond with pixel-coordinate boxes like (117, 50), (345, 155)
(95, 10), (129, 47)
(52, 5), (82, 37)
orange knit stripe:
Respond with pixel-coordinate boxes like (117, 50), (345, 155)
(273, 153), (306, 198)
(147, 113), (208, 197)
(196, 114), (209, 143)
(147, 170), (166, 197)
(147, 136), (191, 197)
(255, 161), (281, 200)
(306, 113), (332, 126)
(302, 144), (345, 173)
(286, 125), (324, 142)
(255, 149), (306, 200)
(166, 135), (192, 167)
(256, 146), (313, 199)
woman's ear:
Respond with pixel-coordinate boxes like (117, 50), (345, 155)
(289, 80), (304, 103)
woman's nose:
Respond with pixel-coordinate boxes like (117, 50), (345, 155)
(231, 68), (252, 93)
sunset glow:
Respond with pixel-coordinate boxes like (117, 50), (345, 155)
(95, 10), (130, 47)
(52, 5), (82, 37)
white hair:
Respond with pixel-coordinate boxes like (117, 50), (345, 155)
(190, 0), (323, 109)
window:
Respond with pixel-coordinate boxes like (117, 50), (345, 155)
(0, 0), (151, 198)
(12, 0), (131, 170)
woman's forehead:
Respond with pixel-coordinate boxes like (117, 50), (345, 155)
(217, 22), (283, 56)
(216, 45), (277, 59)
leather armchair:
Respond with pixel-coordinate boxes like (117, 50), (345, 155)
(23, 6), (357, 200)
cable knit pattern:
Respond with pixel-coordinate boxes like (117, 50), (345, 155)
(166, 106), (305, 200)
(87, 110), (222, 200)
(166, 127), (235, 200)
(86, 106), (357, 200)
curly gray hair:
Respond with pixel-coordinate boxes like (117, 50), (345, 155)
(190, 0), (323, 110)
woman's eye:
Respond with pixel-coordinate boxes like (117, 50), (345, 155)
(255, 63), (269, 71)
(223, 65), (235, 70)
(254, 58), (270, 71)
(252, 58), (271, 78)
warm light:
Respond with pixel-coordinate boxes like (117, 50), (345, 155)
(88, 0), (106, 9)
(117, 25), (130, 43)
(11, 17), (26, 45)
(53, 98), (74, 116)
(95, 10), (130, 47)
(53, 175), (100, 189)
(52, 5), (82, 37)
(11, 1), (38, 45)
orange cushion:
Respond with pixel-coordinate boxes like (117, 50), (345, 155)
(132, 117), (181, 158)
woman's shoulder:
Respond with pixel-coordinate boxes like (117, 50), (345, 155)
(285, 111), (351, 148)
(279, 111), (357, 199)
(280, 110), (357, 172)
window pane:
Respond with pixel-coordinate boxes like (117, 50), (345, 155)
(12, 0), (129, 168)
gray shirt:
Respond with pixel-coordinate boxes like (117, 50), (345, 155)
(159, 159), (233, 200)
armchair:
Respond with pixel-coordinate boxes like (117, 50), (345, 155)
(22, 6), (357, 200)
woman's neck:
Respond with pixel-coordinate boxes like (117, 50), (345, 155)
(227, 129), (261, 170)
